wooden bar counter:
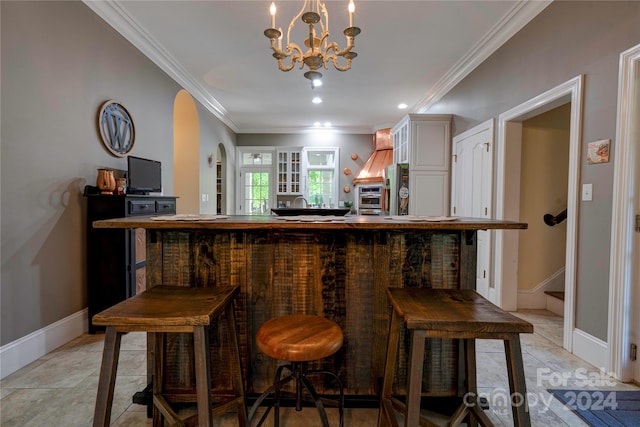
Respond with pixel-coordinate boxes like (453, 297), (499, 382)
(93, 215), (526, 404)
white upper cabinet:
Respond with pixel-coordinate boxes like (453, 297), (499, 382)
(391, 114), (452, 216)
(410, 117), (451, 170)
(392, 114), (451, 170)
(276, 149), (302, 195)
(392, 120), (409, 164)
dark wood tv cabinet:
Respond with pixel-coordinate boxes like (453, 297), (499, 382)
(85, 194), (176, 333)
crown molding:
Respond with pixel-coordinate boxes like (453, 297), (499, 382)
(414, 0), (552, 113)
(82, 0), (239, 133)
(84, 0), (550, 134)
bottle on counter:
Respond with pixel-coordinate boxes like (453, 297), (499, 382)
(398, 175), (409, 215)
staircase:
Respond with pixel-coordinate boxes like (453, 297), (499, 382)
(544, 291), (564, 316)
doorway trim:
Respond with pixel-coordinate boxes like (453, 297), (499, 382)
(608, 43), (640, 382)
(494, 75), (584, 353)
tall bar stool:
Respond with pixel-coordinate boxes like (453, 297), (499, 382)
(378, 288), (534, 427)
(91, 285), (247, 427)
(248, 314), (345, 427)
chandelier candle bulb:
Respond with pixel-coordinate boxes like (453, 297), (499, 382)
(349, 0), (355, 27)
(270, 2), (276, 29)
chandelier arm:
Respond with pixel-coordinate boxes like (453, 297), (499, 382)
(326, 53), (353, 72)
(268, 38), (285, 57)
(269, 38), (304, 60)
(332, 59), (353, 72)
(318, 1), (329, 50)
(323, 41), (354, 61)
(287, 0), (309, 46)
(274, 42), (305, 72)
(321, 43), (338, 69)
(277, 56), (302, 72)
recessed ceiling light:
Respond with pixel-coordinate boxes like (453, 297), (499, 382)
(314, 122), (322, 127)
(324, 122), (332, 127)
(398, 103), (408, 109)
(312, 97), (322, 104)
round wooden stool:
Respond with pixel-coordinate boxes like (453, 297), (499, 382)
(248, 314), (344, 427)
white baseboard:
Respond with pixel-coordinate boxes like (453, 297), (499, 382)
(0, 309), (88, 379)
(572, 328), (608, 371)
(517, 267), (565, 309)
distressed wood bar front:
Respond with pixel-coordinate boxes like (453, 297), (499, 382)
(93, 216), (526, 403)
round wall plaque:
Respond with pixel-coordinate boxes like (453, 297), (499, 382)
(98, 100), (135, 157)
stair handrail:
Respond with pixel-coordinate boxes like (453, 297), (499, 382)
(543, 209), (567, 226)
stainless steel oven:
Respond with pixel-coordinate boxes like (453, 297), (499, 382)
(357, 185), (383, 215)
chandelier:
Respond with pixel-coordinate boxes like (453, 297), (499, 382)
(264, 0), (361, 86)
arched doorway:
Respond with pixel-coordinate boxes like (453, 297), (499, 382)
(173, 90), (200, 214)
(216, 143), (227, 214)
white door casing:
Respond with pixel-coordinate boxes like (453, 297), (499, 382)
(636, 135), (639, 385)
(495, 75), (583, 354)
(608, 43), (640, 382)
(451, 119), (495, 300)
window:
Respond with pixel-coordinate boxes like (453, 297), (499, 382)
(241, 152), (272, 166)
(302, 148), (339, 208)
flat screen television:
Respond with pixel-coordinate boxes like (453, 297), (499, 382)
(127, 156), (161, 195)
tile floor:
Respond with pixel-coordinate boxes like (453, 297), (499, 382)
(1, 309), (638, 426)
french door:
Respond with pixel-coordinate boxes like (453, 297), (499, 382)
(239, 168), (272, 215)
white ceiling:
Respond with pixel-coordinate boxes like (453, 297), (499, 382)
(84, 1), (550, 134)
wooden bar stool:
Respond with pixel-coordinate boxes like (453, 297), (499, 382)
(248, 314), (344, 427)
(91, 285), (247, 427)
(378, 288), (534, 427)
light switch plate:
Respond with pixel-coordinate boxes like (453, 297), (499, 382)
(582, 183), (593, 201)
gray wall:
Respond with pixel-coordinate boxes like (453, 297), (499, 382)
(3, 0), (636, 348)
(237, 133), (374, 207)
(0, 0), (368, 347)
(427, 1), (640, 340)
(197, 101), (237, 216)
(2, 1), (184, 345)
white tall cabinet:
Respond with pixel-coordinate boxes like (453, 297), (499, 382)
(391, 114), (452, 216)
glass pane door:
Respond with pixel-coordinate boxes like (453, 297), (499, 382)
(242, 170), (271, 215)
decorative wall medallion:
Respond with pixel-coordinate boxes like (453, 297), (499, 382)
(98, 100), (135, 157)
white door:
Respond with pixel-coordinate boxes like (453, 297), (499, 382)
(238, 168), (272, 215)
(451, 120), (494, 300)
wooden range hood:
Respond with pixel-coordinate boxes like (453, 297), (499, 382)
(352, 128), (393, 185)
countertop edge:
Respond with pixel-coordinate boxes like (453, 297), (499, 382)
(92, 215), (528, 231)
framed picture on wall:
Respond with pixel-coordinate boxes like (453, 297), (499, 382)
(587, 139), (610, 164)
